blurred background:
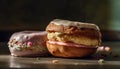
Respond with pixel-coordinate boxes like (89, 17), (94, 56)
(0, 0), (120, 42)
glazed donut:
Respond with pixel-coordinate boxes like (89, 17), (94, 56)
(46, 19), (101, 58)
(8, 31), (49, 57)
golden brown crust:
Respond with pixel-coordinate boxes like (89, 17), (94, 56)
(46, 23), (101, 39)
(46, 41), (97, 58)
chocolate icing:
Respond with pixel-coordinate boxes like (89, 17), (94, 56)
(9, 31), (47, 46)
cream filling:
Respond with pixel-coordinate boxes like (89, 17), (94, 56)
(48, 40), (97, 48)
(47, 32), (100, 46)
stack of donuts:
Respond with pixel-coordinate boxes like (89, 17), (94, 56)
(8, 19), (105, 58)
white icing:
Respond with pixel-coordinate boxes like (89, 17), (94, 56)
(51, 19), (100, 30)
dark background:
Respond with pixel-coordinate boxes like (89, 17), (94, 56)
(0, 0), (120, 42)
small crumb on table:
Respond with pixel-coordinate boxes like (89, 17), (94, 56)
(74, 63), (79, 65)
(52, 60), (59, 63)
(98, 59), (105, 64)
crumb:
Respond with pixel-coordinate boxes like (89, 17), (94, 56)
(36, 57), (40, 60)
(97, 46), (110, 52)
(105, 46), (110, 52)
(52, 60), (59, 63)
(97, 46), (104, 51)
(74, 63), (79, 65)
(98, 59), (105, 64)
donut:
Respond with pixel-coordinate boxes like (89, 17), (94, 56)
(8, 31), (49, 57)
(46, 19), (101, 58)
